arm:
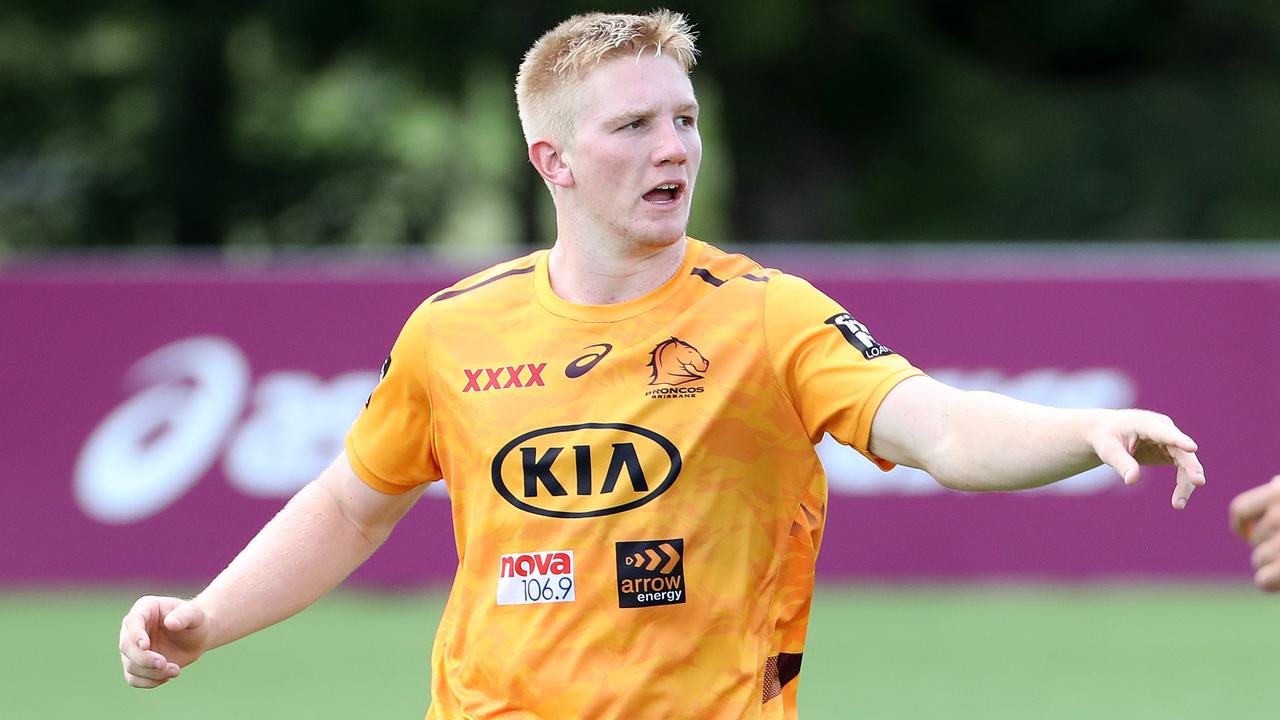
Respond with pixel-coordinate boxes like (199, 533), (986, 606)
(119, 452), (424, 687)
(868, 375), (1205, 507)
(1228, 476), (1280, 591)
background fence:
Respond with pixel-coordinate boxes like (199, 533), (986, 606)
(3, 244), (1271, 587)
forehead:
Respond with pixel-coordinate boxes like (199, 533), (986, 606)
(575, 53), (696, 122)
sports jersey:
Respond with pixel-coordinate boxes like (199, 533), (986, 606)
(345, 238), (924, 719)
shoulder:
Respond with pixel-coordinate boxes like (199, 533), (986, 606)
(686, 239), (831, 303)
(422, 249), (544, 311)
(390, 250), (543, 338)
(686, 238), (778, 289)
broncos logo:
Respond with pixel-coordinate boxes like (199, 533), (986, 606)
(647, 337), (709, 386)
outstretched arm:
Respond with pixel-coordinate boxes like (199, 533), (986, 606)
(118, 452), (424, 687)
(869, 376), (1205, 507)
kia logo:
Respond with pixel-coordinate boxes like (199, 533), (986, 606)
(491, 423), (681, 518)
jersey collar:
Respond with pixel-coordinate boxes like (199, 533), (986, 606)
(534, 238), (703, 322)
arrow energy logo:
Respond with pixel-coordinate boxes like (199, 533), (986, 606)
(616, 538), (685, 608)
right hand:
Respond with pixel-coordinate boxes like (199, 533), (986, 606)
(119, 595), (212, 688)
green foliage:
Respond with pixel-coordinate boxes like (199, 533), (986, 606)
(2, 2), (1278, 249)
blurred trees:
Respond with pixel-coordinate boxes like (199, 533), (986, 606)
(1, 0), (1278, 251)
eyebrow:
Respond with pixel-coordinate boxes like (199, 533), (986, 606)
(602, 101), (700, 129)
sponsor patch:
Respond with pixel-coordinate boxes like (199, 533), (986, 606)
(462, 363), (547, 392)
(365, 354), (392, 407)
(497, 550), (576, 606)
(491, 423), (682, 519)
(825, 313), (894, 360)
(616, 538), (685, 608)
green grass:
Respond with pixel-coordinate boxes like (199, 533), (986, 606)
(8, 585), (1275, 718)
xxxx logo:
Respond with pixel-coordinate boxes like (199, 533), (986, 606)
(463, 363), (547, 393)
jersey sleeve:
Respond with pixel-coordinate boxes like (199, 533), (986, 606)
(764, 274), (925, 470)
(344, 300), (442, 493)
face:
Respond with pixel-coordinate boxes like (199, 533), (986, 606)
(561, 53), (702, 249)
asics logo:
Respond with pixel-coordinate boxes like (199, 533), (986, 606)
(565, 343), (613, 379)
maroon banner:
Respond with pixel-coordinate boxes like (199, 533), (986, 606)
(2, 251), (1273, 585)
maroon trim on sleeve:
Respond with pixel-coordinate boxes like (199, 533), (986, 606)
(691, 267), (770, 287)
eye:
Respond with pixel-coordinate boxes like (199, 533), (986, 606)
(677, 115), (696, 127)
(620, 118), (646, 131)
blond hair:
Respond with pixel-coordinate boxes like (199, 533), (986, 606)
(515, 10), (698, 144)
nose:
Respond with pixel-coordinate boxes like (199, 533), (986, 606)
(652, 120), (688, 166)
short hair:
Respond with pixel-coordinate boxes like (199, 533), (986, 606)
(515, 9), (698, 145)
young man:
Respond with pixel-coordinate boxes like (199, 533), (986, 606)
(118, 11), (1206, 719)
(1230, 477), (1280, 591)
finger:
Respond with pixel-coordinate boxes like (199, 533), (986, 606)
(1249, 527), (1280, 561)
(1249, 509), (1280, 546)
(1169, 448), (1205, 510)
(1257, 562), (1280, 592)
(1229, 481), (1280, 537)
(1253, 534), (1280, 591)
(124, 671), (168, 689)
(1135, 414), (1198, 453)
(1169, 448), (1206, 486)
(1239, 518), (1256, 544)
(1171, 469), (1190, 509)
(1094, 437), (1140, 486)
(122, 651), (173, 681)
(121, 600), (160, 652)
(163, 602), (205, 633)
(119, 621), (159, 667)
(118, 619), (132, 655)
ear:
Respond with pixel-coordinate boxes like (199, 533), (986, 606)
(528, 138), (574, 189)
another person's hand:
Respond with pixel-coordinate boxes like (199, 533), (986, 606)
(119, 595), (212, 688)
(1085, 409), (1205, 509)
(1229, 476), (1280, 592)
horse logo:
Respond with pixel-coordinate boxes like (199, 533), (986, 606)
(647, 337), (709, 386)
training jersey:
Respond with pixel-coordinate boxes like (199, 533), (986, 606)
(345, 238), (924, 720)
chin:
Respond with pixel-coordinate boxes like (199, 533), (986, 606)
(626, 219), (688, 248)
(623, 232), (683, 255)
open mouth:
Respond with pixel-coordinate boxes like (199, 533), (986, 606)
(642, 183), (684, 205)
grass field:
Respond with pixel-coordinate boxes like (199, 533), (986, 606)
(8, 584), (1275, 718)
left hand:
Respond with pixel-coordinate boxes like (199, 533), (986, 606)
(1085, 409), (1205, 509)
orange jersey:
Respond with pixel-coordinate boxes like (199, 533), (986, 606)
(345, 238), (923, 719)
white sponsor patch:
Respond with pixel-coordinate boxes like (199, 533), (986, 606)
(496, 550), (576, 605)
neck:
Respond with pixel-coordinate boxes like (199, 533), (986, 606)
(547, 234), (688, 305)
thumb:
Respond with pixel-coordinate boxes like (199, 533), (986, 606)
(163, 602), (206, 633)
